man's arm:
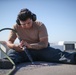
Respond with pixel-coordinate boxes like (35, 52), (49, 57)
(21, 36), (48, 50)
(30, 36), (48, 49)
(7, 39), (15, 49)
(7, 30), (24, 52)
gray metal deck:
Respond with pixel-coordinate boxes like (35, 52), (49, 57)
(14, 62), (76, 75)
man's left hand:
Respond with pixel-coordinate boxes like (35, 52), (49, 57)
(20, 40), (32, 49)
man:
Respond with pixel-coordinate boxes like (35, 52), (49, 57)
(1, 8), (76, 67)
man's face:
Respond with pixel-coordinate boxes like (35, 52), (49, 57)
(20, 18), (33, 29)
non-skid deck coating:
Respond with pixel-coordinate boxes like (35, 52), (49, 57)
(0, 62), (76, 75)
(14, 62), (76, 75)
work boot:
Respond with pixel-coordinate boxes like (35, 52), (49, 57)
(0, 59), (13, 69)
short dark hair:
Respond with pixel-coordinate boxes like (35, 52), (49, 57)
(18, 8), (32, 21)
(16, 8), (36, 25)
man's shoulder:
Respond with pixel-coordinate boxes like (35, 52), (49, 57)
(34, 21), (45, 27)
(13, 24), (20, 29)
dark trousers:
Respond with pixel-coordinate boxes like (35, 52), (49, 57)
(7, 46), (76, 65)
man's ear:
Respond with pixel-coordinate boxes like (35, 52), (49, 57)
(32, 13), (37, 21)
(16, 19), (21, 25)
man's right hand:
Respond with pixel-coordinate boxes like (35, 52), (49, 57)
(12, 44), (24, 52)
(7, 41), (24, 52)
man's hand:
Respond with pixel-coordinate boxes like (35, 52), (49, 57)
(12, 44), (24, 52)
(7, 40), (24, 52)
(20, 40), (32, 49)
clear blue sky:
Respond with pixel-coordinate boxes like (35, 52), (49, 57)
(0, 0), (76, 43)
